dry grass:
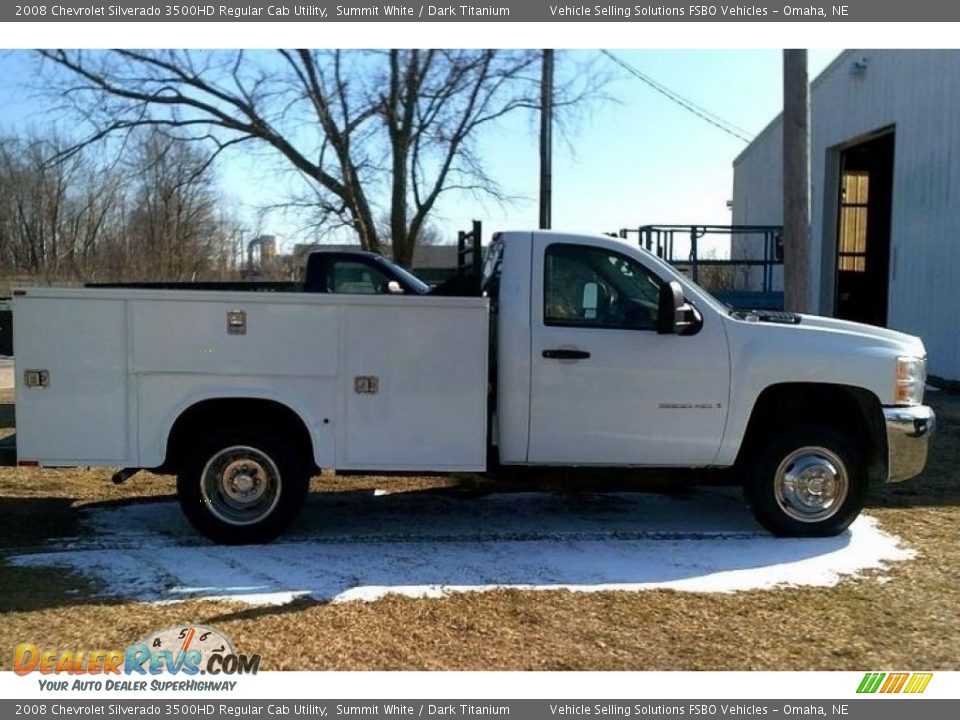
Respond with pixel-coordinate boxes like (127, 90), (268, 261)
(1, 393), (959, 670)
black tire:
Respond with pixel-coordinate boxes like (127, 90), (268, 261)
(177, 427), (309, 544)
(744, 424), (867, 537)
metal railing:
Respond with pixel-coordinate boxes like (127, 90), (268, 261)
(619, 224), (784, 294)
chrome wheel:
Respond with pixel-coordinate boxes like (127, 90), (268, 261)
(200, 446), (282, 526)
(774, 446), (849, 523)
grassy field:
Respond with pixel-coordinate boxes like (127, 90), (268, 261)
(1, 390), (958, 671)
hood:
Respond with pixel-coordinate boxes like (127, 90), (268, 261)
(796, 314), (926, 357)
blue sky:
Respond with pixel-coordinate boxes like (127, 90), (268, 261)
(0, 49), (840, 255)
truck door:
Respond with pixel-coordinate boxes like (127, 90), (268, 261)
(527, 235), (730, 466)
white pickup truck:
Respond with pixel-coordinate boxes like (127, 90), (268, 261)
(6, 228), (934, 543)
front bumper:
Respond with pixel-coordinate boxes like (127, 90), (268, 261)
(884, 405), (935, 482)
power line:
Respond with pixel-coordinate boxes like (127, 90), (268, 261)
(601, 50), (755, 144)
(602, 50), (754, 142)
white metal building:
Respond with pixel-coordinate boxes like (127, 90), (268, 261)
(732, 49), (960, 383)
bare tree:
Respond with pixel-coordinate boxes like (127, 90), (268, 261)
(0, 128), (240, 286)
(38, 49), (596, 267)
(0, 134), (124, 281)
(120, 131), (231, 280)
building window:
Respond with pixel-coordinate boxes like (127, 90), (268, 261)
(838, 171), (869, 272)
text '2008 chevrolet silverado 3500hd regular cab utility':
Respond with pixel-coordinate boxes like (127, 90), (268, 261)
(6, 227), (935, 544)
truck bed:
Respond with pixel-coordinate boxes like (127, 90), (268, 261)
(12, 287), (489, 472)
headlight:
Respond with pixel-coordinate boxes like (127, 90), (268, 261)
(895, 356), (926, 406)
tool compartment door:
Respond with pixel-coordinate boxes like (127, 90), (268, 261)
(341, 298), (488, 471)
(13, 295), (129, 464)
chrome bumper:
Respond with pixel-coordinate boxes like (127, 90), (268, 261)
(884, 405), (935, 482)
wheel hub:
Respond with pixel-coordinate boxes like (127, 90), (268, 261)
(222, 460), (268, 502)
(774, 447), (849, 523)
(200, 446), (282, 527)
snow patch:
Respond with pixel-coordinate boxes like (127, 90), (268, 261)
(9, 489), (915, 606)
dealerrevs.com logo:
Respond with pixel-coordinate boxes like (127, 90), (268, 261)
(857, 672), (933, 694)
(14, 625), (260, 691)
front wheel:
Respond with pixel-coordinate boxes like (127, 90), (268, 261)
(177, 430), (308, 544)
(744, 425), (867, 537)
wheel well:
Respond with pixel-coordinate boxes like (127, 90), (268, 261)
(161, 398), (315, 475)
(736, 383), (887, 486)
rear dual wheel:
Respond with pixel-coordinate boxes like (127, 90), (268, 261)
(177, 429), (308, 544)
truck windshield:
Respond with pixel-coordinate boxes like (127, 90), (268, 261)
(636, 245), (732, 315)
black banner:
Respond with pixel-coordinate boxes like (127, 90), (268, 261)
(5, 1), (960, 23)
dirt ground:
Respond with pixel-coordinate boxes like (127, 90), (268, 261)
(0, 390), (958, 671)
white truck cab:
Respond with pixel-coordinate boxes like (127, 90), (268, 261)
(7, 228), (934, 543)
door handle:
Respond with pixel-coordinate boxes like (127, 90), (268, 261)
(542, 349), (591, 360)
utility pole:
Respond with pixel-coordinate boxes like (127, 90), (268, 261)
(783, 49), (811, 313)
(539, 49), (554, 230)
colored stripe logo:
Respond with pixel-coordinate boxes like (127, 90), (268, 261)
(857, 672), (932, 694)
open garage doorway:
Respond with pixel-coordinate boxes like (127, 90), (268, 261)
(834, 131), (895, 327)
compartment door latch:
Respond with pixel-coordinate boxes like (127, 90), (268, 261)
(24, 369), (50, 388)
(227, 309), (247, 335)
(354, 376), (379, 394)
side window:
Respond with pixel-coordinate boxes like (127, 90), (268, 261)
(544, 244), (662, 330)
(327, 260), (390, 294)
